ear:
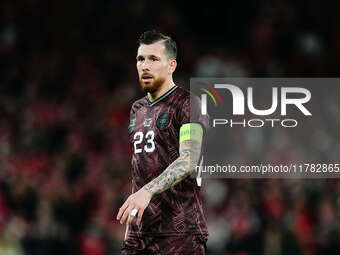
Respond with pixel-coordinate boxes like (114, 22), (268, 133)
(168, 59), (177, 74)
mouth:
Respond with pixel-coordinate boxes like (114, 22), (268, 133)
(141, 74), (153, 83)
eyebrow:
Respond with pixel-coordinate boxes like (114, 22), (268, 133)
(136, 54), (160, 60)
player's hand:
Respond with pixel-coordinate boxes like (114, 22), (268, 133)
(116, 187), (152, 226)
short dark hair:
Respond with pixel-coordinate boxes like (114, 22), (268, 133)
(138, 30), (177, 60)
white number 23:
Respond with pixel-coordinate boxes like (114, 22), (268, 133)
(133, 131), (155, 154)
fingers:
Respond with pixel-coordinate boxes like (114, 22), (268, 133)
(116, 201), (129, 220)
(136, 208), (145, 226)
(120, 205), (133, 225)
(116, 189), (150, 225)
(117, 204), (145, 225)
(127, 207), (145, 225)
(126, 211), (135, 225)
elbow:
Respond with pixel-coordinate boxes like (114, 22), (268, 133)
(179, 150), (200, 174)
(191, 153), (201, 171)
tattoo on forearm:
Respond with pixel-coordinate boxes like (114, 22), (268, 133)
(144, 140), (201, 196)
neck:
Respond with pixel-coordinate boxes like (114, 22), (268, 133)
(147, 79), (175, 102)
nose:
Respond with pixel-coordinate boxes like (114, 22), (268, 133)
(141, 59), (150, 71)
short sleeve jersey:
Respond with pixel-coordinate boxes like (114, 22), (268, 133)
(127, 85), (209, 236)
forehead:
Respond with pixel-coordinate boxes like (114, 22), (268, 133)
(137, 42), (166, 57)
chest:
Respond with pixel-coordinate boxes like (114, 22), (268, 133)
(128, 105), (179, 154)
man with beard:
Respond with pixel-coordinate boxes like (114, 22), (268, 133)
(116, 30), (209, 255)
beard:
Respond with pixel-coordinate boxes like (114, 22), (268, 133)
(139, 76), (165, 93)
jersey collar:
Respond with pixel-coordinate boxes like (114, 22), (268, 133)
(148, 85), (178, 107)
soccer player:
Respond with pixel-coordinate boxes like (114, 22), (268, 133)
(116, 30), (209, 254)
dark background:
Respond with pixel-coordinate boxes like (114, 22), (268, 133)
(0, 0), (340, 254)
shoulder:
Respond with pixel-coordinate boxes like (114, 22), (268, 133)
(173, 86), (200, 106)
(130, 96), (148, 115)
(171, 86), (203, 123)
(174, 86), (210, 130)
(174, 86), (190, 98)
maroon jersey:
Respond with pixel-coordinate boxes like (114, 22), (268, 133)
(127, 85), (209, 236)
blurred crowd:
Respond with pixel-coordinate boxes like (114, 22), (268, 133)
(0, 0), (340, 254)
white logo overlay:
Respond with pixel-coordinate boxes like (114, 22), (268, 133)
(190, 78), (339, 179)
(200, 84), (312, 128)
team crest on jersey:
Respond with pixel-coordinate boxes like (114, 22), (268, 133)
(143, 118), (153, 127)
(128, 118), (136, 133)
(156, 113), (170, 130)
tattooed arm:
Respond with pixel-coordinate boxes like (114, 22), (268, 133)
(143, 139), (201, 195)
(117, 123), (203, 226)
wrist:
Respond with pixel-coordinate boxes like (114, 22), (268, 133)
(142, 185), (155, 198)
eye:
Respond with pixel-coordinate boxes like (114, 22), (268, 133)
(151, 57), (157, 61)
(137, 57), (144, 62)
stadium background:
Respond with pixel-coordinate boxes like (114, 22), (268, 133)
(1, 0), (340, 254)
